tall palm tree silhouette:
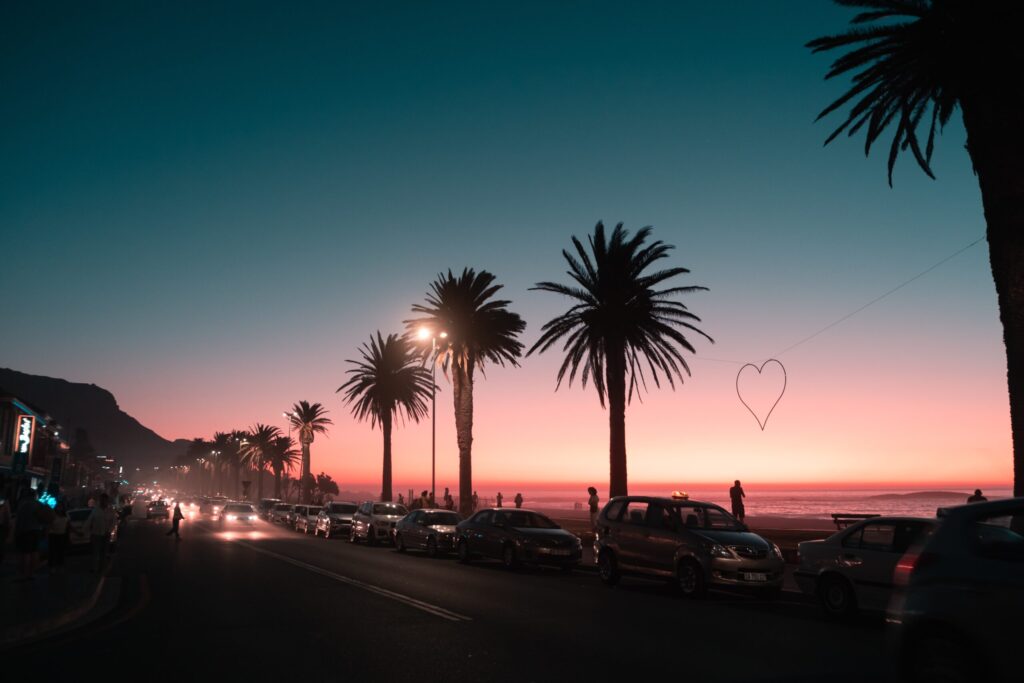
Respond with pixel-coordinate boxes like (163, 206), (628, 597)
(529, 222), (711, 497)
(241, 424), (280, 501)
(809, 0), (1024, 495)
(267, 435), (300, 499)
(338, 332), (433, 502)
(287, 401), (333, 503)
(406, 269), (526, 515)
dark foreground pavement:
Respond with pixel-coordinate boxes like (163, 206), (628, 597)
(20, 517), (895, 681)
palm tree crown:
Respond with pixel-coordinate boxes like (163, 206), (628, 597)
(338, 332), (433, 427)
(529, 222), (712, 405)
(288, 401), (332, 444)
(806, 0), (1022, 185)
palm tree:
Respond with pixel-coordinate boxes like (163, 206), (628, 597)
(287, 401), (333, 503)
(528, 222), (711, 497)
(808, 1), (1024, 496)
(186, 437), (210, 495)
(211, 431), (236, 495)
(338, 332), (433, 502)
(241, 424), (280, 501)
(406, 268), (526, 515)
(266, 435), (300, 499)
(230, 429), (248, 498)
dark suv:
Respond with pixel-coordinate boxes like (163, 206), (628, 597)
(594, 496), (785, 598)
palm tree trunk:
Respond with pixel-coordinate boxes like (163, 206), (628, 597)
(606, 339), (628, 498)
(301, 440), (312, 503)
(961, 96), (1024, 497)
(453, 358), (475, 516)
(273, 466), (282, 499)
(381, 412), (393, 502)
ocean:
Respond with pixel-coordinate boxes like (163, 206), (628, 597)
(511, 487), (1015, 519)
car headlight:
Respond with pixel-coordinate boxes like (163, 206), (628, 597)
(226, 514), (237, 521)
(769, 543), (783, 560)
(708, 543), (735, 559)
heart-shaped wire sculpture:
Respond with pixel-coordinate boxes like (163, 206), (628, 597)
(736, 359), (787, 430)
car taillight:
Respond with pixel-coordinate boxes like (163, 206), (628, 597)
(894, 550), (938, 586)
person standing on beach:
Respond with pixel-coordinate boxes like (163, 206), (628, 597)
(729, 480), (746, 522)
(587, 487), (600, 531)
(166, 502), (184, 539)
(967, 489), (988, 503)
(514, 493), (523, 509)
(496, 492), (503, 508)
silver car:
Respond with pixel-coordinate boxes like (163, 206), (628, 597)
(315, 501), (358, 539)
(293, 504), (322, 533)
(795, 516), (936, 617)
(349, 501), (408, 546)
(394, 509), (462, 557)
(890, 498), (1024, 683)
(594, 496), (785, 598)
(268, 503), (294, 525)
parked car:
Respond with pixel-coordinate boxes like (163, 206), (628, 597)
(350, 501), (408, 545)
(209, 497), (229, 517)
(594, 496), (785, 598)
(890, 498), (1024, 683)
(146, 501), (169, 519)
(394, 509), (462, 557)
(315, 501), (358, 539)
(795, 516), (936, 617)
(68, 508), (119, 549)
(257, 498), (281, 519)
(455, 508), (581, 570)
(218, 502), (258, 527)
(268, 503), (294, 525)
(294, 505), (322, 533)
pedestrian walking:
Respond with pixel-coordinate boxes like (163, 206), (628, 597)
(729, 480), (746, 522)
(967, 489), (988, 503)
(471, 491), (479, 512)
(166, 502), (184, 539)
(514, 493), (523, 509)
(496, 492), (503, 508)
(86, 493), (116, 572)
(587, 487), (600, 530)
(48, 502), (70, 573)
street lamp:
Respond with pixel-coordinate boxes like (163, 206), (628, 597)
(418, 326), (447, 503)
(283, 410), (297, 440)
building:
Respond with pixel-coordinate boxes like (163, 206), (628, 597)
(0, 387), (69, 496)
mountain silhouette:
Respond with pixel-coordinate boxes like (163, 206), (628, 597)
(0, 367), (189, 470)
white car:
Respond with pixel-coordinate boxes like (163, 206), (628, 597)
(794, 516), (936, 616)
(218, 503), (258, 526)
(349, 501), (408, 545)
(293, 505), (322, 534)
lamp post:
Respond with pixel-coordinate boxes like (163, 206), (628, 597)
(418, 327), (447, 503)
(283, 411), (296, 440)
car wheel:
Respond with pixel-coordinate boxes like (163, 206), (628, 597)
(366, 526), (377, 546)
(501, 544), (518, 570)
(598, 550), (620, 586)
(395, 533), (406, 553)
(426, 537), (438, 558)
(817, 574), (856, 617)
(677, 559), (707, 599)
(457, 540), (472, 564)
(349, 526), (358, 543)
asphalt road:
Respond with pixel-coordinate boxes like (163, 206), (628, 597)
(26, 516), (897, 681)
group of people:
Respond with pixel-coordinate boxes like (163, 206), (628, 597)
(494, 492), (524, 509)
(0, 485), (120, 582)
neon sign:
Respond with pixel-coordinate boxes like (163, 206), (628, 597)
(16, 415), (35, 455)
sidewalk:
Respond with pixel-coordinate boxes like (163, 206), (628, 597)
(0, 547), (110, 648)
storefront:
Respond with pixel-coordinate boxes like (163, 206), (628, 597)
(0, 388), (68, 497)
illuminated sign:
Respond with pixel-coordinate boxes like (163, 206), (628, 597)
(16, 414), (35, 455)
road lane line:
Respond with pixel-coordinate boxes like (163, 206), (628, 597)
(232, 539), (473, 622)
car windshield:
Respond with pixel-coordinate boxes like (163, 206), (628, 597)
(498, 511), (559, 529)
(422, 512), (460, 526)
(328, 503), (357, 513)
(374, 504), (407, 515)
(672, 504), (745, 531)
(224, 504), (254, 513)
(273, 504), (293, 511)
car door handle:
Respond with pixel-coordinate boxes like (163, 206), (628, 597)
(839, 553), (862, 567)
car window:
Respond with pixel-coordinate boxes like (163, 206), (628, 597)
(645, 504), (677, 531)
(859, 523), (896, 552)
(841, 527), (863, 549)
(471, 511), (492, 524)
(500, 511), (559, 529)
(622, 501), (649, 526)
(603, 499), (625, 522)
(892, 521), (935, 553)
(703, 506), (743, 530)
(972, 512), (1024, 562)
(676, 505), (703, 529)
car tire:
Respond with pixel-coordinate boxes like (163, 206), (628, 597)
(395, 533), (406, 553)
(366, 526), (377, 546)
(457, 540), (472, 564)
(349, 527), (358, 543)
(501, 544), (518, 570)
(598, 550), (621, 586)
(426, 537), (438, 558)
(817, 574), (856, 618)
(677, 559), (707, 599)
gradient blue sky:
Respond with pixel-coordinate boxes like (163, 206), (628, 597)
(1, 2), (1008, 488)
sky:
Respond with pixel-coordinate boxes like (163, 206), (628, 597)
(1, 1), (1011, 494)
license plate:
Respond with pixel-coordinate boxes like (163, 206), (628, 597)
(743, 572), (768, 582)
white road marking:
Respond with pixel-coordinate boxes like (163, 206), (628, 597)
(232, 537), (473, 622)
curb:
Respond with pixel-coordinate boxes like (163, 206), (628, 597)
(0, 571), (109, 649)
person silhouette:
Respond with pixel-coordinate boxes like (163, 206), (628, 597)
(729, 480), (746, 522)
(166, 502), (184, 539)
(496, 492), (503, 508)
(514, 493), (523, 508)
(587, 486), (600, 530)
(967, 489), (988, 503)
